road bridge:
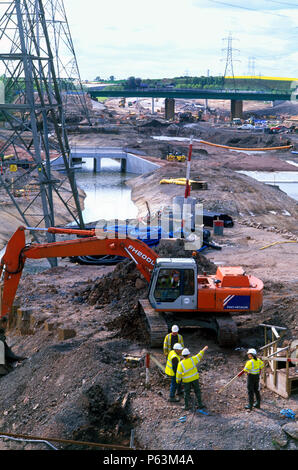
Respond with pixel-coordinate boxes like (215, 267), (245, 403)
(88, 87), (297, 120)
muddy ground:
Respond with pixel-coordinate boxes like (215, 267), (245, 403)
(0, 97), (297, 452)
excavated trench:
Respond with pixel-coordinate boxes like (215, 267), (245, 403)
(67, 384), (137, 450)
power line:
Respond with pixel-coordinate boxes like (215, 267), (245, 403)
(0, 0), (85, 265)
(206, 0), (291, 18)
(265, 0), (298, 7)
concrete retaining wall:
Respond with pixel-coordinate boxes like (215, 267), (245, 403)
(50, 151), (160, 175)
(126, 153), (160, 174)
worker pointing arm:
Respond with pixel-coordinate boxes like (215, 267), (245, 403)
(176, 346), (208, 411)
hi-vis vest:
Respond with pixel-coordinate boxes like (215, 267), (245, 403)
(244, 358), (264, 375)
(176, 350), (205, 383)
(163, 333), (184, 356)
(165, 350), (181, 377)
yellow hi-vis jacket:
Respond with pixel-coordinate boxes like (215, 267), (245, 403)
(244, 358), (264, 375)
(165, 350), (181, 377)
(176, 350), (205, 384)
(163, 333), (184, 356)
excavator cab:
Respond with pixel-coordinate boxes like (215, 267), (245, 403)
(148, 258), (197, 311)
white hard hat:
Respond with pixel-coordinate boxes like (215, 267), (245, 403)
(182, 348), (190, 356)
(247, 348), (257, 355)
(171, 325), (179, 333)
(173, 343), (183, 350)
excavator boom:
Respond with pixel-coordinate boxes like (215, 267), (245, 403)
(0, 226), (158, 317)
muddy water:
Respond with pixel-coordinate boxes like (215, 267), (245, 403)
(21, 159), (139, 273)
(72, 158), (139, 223)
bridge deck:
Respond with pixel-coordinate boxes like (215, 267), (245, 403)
(88, 87), (296, 102)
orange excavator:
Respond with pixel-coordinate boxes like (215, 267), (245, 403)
(0, 226), (264, 347)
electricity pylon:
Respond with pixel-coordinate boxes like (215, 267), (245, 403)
(0, 0), (85, 266)
(43, 0), (92, 127)
(222, 32), (240, 91)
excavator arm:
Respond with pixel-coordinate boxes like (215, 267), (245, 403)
(0, 226), (158, 318)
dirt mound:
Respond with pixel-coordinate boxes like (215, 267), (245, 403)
(0, 334), (136, 449)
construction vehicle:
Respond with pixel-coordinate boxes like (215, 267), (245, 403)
(119, 98), (126, 108)
(178, 112), (195, 123)
(0, 226), (263, 348)
(166, 153), (186, 162)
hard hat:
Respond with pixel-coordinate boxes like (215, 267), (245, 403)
(247, 348), (257, 355)
(182, 348), (190, 356)
(171, 325), (179, 333)
(173, 343), (183, 350)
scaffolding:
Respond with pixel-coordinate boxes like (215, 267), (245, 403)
(260, 324), (298, 398)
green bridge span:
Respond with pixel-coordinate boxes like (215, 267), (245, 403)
(88, 87), (297, 119)
(88, 87), (295, 102)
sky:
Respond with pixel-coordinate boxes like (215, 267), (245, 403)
(63, 0), (298, 81)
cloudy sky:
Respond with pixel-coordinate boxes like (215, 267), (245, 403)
(64, 0), (298, 80)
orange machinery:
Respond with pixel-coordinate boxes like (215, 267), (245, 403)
(0, 226), (263, 347)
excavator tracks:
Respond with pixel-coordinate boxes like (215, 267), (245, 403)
(138, 299), (169, 348)
(138, 300), (239, 348)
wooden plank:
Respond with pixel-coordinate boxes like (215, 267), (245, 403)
(259, 324), (287, 330)
(272, 327), (280, 339)
(259, 338), (280, 350)
(273, 343), (277, 387)
(263, 346), (289, 359)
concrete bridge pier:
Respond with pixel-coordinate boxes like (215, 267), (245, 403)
(231, 99), (243, 119)
(121, 158), (127, 172)
(165, 97), (175, 120)
(93, 157), (101, 172)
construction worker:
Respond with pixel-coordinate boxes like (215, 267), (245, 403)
(163, 325), (184, 357)
(176, 346), (208, 411)
(244, 348), (264, 411)
(165, 343), (183, 402)
(170, 271), (180, 289)
(158, 274), (171, 289)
